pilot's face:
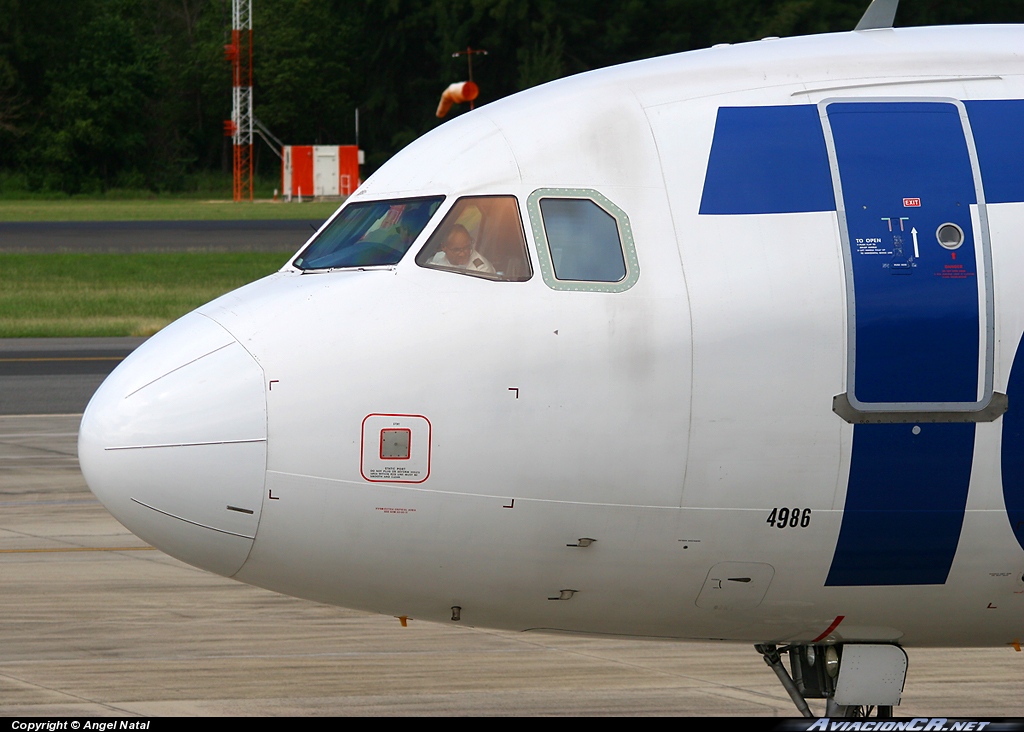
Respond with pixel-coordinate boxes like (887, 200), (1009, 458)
(443, 230), (473, 266)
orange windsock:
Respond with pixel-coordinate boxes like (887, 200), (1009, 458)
(436, 81), (480, 118)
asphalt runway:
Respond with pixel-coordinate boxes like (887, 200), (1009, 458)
(0, 337), (145, 415)
(0, 220), (322, 253)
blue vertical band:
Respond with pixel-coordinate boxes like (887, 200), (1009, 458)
(827, 422), (975, 586)
(1000, 334), (1024, 552)
(826, 101), (979, 586)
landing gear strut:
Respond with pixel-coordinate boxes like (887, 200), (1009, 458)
(756, 643), (906, 717)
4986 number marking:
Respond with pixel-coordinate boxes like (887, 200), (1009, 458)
(767, 507), (811, 529)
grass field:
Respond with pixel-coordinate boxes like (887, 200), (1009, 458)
(0, 252), (290, 337)
(0, 198), (344, 339)
(0, 199), (342, 222)
(0, 197), (340, 337)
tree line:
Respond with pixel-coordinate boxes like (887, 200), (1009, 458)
(0, 0), (1020, 195)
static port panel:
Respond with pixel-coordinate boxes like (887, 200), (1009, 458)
(360, 414), (430, 483)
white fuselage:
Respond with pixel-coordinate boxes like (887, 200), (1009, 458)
(79, 25), (1024, 649)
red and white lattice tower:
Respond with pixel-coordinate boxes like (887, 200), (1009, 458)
(224, 0), (253, 202)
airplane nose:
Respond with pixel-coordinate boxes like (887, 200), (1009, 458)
(78, 312), (267, 577)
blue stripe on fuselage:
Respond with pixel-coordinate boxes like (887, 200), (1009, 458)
(965, 100), (1024, 205)
(699, 105), (836, 215)
(700, 100), (1024, 215)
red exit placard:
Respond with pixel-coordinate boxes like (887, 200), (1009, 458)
(903, 197), (921, 207)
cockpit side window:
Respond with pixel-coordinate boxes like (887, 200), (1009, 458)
(415, 196), (532, 282)
(527, 188), (640, 293)
(292, 196), (444, 270)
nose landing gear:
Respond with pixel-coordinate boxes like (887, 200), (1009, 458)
(757, 643), (907, 718)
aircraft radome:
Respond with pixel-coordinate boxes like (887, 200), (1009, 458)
(78, 2), (1024, 718)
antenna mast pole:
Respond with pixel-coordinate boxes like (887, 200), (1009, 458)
(227, 0), (253, 201)
(451, 47), (487, 110)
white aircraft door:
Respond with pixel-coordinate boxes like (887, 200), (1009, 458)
(821, 99), (998, 586)
(822, 99), (997, 420)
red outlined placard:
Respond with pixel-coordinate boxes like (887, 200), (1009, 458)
(360, 414), (431, 483)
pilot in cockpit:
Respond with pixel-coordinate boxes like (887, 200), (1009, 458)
(429, 224), (496, 274)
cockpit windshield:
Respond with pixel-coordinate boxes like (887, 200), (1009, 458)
(292, 196), (444, 270)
